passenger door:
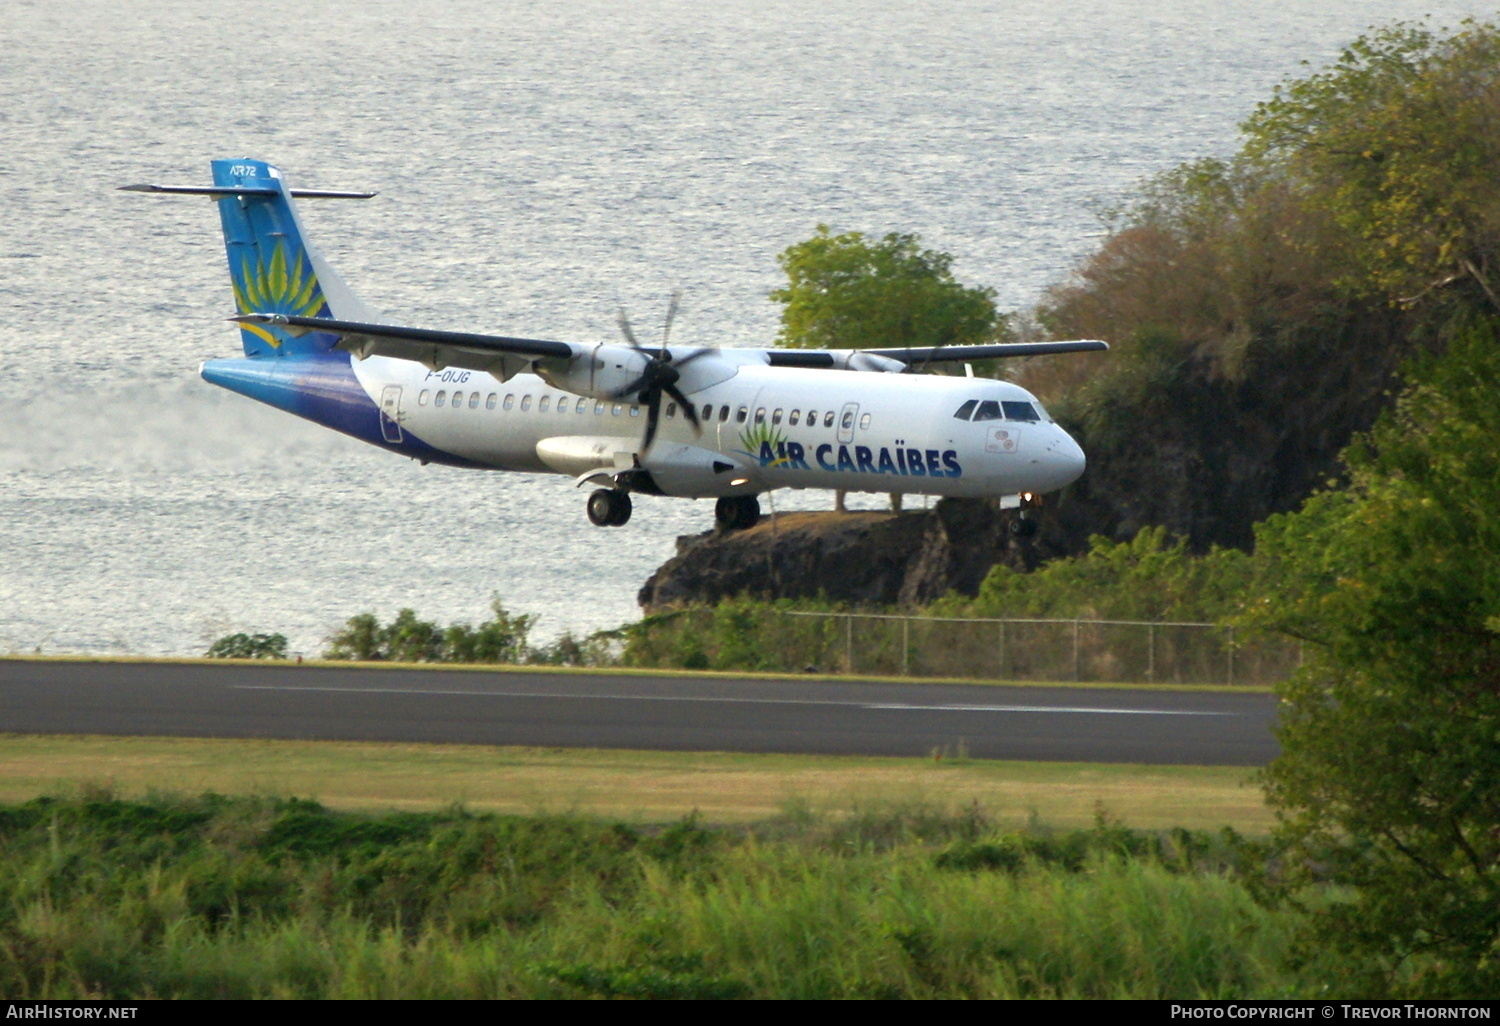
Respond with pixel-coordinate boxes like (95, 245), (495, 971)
(379, 385), (404, 443)
(837, 402), (859, 445)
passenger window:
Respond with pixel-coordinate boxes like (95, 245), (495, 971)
(486, 393), (497, 410)
(576, 398), (587, 413)
(666, 403), (677, 419)
(419, 390), (431, 407)
(841, 411), (854, 430)
(612, 403), (622, 416)
(435, 390), (447, 408)
(954, 399), (978, 420)
(807, 410), (817, 426)
(859, 413), (871, 430)
(973, 400), (1002, 421)
(520, 395), (532, 411)
(789, 410), (800, 426)
(718, 405), (730, 422)
(503, 394), (515, 411)
(823, 411), (835, 428)
(559, 398), (568, 414)
(451, 391), (463, 408)
(737, 406), (748, 424)
(772, 409), (783, 425)
(754, 408), (766, 424)
(701, 404), (713, 422)
(538, 396), (550, 413)
(1002, 400), (1041, 422)
(469, 393), (480, 410)
(594, 400), (605, 414)
(630, 405), (640, 417)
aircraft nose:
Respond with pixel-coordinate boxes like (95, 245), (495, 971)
(1050, 430), (1086, 488)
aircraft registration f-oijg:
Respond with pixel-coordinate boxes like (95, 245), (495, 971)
(125, 159), (1106, 533)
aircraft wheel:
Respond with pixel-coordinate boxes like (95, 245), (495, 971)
(715, 494), (761, 531)
(588, 489), (631, 527)
(609, 491), (633, 526)
(1009, 514), (1039, 538)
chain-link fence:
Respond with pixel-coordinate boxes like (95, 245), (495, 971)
(624, 609), (1301, 686)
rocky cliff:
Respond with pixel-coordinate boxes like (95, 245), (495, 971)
(637, 498), (1055, 611)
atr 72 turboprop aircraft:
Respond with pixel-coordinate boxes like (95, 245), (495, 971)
(125, 159), (1106, 533)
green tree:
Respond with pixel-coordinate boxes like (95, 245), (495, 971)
(323, 612), (384, 661)
(771, 226), (1003, 353)
(1248, 320), (1500, 996)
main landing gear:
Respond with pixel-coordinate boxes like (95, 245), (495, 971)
(587, 489), (633, 527)
(715, 494), (761, 532)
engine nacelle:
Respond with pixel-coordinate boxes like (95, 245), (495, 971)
(535, 344), (739, 401)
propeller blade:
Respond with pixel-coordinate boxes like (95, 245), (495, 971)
(665, 383), (701, 435)
(916, 341), (948, 375)
(609, 373), (653, 400)
(660, 291), (681, 356)
(616, 308), (645, 351)
(640, 393), (662, 453)
(673, 347), (718, 368)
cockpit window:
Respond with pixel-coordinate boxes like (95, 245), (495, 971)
(954, 399), (978, 420)
(1003, 401), (1041, 422)
(973, 400), (1002, 421)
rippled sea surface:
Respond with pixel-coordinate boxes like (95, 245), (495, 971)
(0, 0), (1488, 655)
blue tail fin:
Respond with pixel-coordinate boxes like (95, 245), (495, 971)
(211, 158), (377, 357)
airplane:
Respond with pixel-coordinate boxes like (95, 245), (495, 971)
(124, 159), (1106, 534)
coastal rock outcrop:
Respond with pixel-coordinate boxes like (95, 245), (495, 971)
(637, 498), (1061, 611)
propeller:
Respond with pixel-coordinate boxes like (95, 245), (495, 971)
(611, 293), (716, 454)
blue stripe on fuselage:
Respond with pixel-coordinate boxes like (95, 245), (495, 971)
(200, 353), (482, 468)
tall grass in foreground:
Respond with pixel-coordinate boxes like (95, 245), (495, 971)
(0, 793), (1316, 998)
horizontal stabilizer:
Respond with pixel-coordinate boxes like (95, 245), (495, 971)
(120, 183), (377, 199)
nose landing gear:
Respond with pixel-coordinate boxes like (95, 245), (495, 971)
(715, 494), (761, 531)
(587, 489), (633, 527)
(1009, 492), (1042, 538)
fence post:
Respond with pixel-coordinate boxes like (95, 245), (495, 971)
(845, 614), (854, 674)
(998, 620), (1006, 681)
(902, 616), (910, 677)
(1072, 619), (1080, 682)
(1227, 625), (1235, 686)
(1148, 622), (1155, 683)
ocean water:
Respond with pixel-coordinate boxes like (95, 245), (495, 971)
(0, 0), (1489, 656)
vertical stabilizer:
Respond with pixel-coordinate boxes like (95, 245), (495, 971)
(210, 159), (379, 356)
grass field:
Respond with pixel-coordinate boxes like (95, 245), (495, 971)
(0, 734), (1271, 832)
(0, 790), (1305, 999)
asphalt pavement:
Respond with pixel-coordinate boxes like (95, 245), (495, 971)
(0, 659), (1278, 765)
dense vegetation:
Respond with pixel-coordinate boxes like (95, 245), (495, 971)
(1015, 21), (1500, 556)
(311, 595), (607, 666)
(1246, 319), (1500, 997)
(0, 792), (1325, 1000)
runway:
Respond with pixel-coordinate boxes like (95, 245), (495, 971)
(0, 659), (1278, 765)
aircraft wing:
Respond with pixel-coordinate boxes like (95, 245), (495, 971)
(231, 313), (579, 379)
(860, 340), (1109, 364)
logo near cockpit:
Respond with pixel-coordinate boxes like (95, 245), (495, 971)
(736, 425), (963, 479)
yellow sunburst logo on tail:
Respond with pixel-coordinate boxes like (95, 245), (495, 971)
(232, 244), (327, 348)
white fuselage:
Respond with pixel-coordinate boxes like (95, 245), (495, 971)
(350, 355), (1086, 501)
